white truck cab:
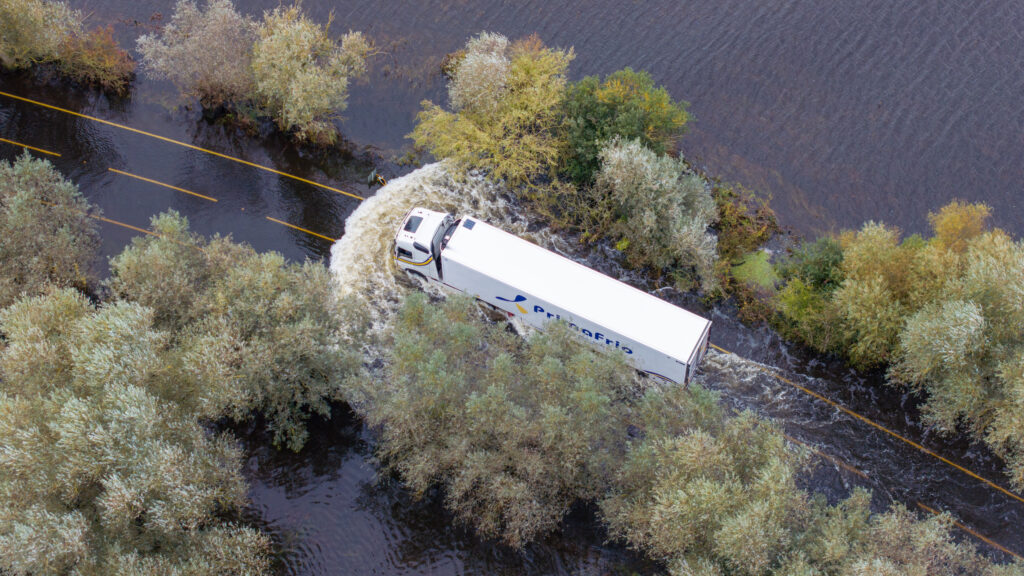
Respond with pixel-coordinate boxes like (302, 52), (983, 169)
(393, 207), (712, 384)
(393, 207), (455, 281)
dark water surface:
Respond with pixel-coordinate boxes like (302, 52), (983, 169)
(2, 0), (1024, 573)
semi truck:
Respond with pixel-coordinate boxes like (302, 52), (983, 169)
(392, 207), (712, 384)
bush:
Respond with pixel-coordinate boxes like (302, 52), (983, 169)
(0, 288), (271, 574)
(602, 388), (811, 576)
(0, 0), (78, 70)
(560, 68), (689, 185)
(252, 5), (371, 144)
(410, 32), (573, 186)
(711, 182), (779, 263)
(57, 26), (135, 95)
(108, 211), (361, 451)
(602, 384), (1020, 576)
(137, 0), (257, 106)
(892, 230), (1024, 489)
(0, 152), (100, 309)
(593, 138), (717, 291)
(777, 236), (844, 292)
(929, 200), (991, 254)
(348, 293), (635, 547)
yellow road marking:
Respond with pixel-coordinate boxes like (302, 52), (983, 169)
(784, 434), (869, 479)
(0, 136), (61, 157)
(265, 217), (336, 242)
(109, 168), (218, 202)
(0, 90), (364, 201)
(708, 343), (1024, 506)
(916, 502), (1023, 560)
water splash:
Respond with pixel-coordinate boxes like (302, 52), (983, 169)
(329, 162), (569, 345)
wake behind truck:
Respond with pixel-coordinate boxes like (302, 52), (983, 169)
(393, 207), (712, 384)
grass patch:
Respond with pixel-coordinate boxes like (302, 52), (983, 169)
(731, 250), (778, 289)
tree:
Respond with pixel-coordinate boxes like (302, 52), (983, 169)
(252, 4), (371, 144)
(0, 288), (271, 575)
(0, 0), (78, 70)
(0, 151), (100, 309)
(108, 211), (361, 451)
(561, 68), (689, 185)
(348, 292), (635, 547)
(593, 138), (717, 291)
(892, 230), (1024, 489)
(410, 32), (573, 186)
(137, 0), (257, 106)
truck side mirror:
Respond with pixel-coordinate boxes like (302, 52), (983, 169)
(413, 242), (430, 254)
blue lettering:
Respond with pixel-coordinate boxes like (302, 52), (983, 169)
(582, 329), (593, 338)
(569, 323), (578, 330)
(534, 305), (545, 313)
(595, 332), (605, 342)
(622, 347), (633, 355)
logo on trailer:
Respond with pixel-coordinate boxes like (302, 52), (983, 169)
(495, 294), (529, 314)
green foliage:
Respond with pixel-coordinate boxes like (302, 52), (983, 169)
(830, 222), (947, 369)
(252, 5), (371, 144)
(777, 236), (844, 292)
(349, 293), (635, 547)
(711, 182), (779, 264)
(0, 0), (78, 69)
(137, 0), (257, 106)
(891, 230), (1024, 489)
(0, 152), (100, 309)
(602, 389), (811, 576)
(108, 211), (360, 451)
(0, 288), (271, 575)
(775, 278), (848, 355)
(560, 68), (689, 185)
(593, 138), (717, 291)
(410, 32), (573, 186)
(731, 250), (778, 289)
(603, 385), (1020, 575)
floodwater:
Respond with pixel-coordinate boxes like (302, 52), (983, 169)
(2, 0), (1023, 573)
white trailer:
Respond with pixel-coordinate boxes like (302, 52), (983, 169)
(393, 207), (712, 384)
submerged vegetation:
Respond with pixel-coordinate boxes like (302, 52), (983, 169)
(412, 32), (718, 292)
(349, 293), (1023, 575)
(2, 15), (1023, 575)
(138, 0), (371, 145)
(0, 157), (357, 574)
(0, 152), (100, 308)
(772, 201), (1024, 490)
(0, 0), (134, 94)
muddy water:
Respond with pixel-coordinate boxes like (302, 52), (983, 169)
(2, 0), (1023, 572)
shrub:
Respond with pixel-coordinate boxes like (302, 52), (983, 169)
(410, 32), (573, 186)
(830, 222), (947, 368)
(57, 26), (134, 95)
(349, 293), (635, 548)
(108, 211), (361, 451)
(561, 68), (689, 185)
(0, 288), (271, 574)
(777, 236), (844, 292)
(892, 230), (1024, 489)
(252, 5), (371, 144)
(593, 138), (717, 291)
(0, 152), (100, 308)
(929, 200), (991, 254)
(602, 384), (1020, 576)
(0, 0), (78, 70)
(711, 182), (779, 263)
(602, 388), (812, 576)
(137, 0), (257, 106)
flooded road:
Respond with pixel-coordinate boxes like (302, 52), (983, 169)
(2, 0), (1024, 572)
